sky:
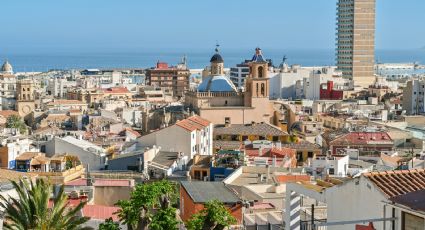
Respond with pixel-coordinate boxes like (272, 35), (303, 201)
(1, 0), (425, 54)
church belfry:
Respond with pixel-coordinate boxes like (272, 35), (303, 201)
(16, 79), (35, 119)
(245, 48), (270, 107)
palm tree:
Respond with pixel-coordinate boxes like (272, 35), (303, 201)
(0, 178), (92, 230)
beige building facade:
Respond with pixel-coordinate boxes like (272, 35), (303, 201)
(336, 0), (376, 88)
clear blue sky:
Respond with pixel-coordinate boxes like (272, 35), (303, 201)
(1, 0), (424, 54)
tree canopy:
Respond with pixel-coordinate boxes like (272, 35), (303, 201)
(115, 180), (178, 230)
(6, 114), (27, 134)
(186, 200), (237, 230)
(98, 217), (121, 230)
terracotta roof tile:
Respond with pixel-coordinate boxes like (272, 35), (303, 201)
(187, 115), (211, 127)
(176, 116), (210, 132)
(330, 132), (393, 146)
(245, 147), (295, 158)
(364, 169), (425, 198)
(0, 110), (19, 118)
(125, 128), (141, 137)
(275, 175), (311, 183)
(102, 87), (130, 94)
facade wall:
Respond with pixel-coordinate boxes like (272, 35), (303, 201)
(0, 147), (8, 168)
(93, 186), (132, 206)
(108, 154), (144, 171)
(145, 68), (190, 98)
(403, 80), (425, 115)
(326, 177), (395, 230)
(42, 138), (105, 170)
(269, 70), (310, 99)
(155, 125), (192, 158)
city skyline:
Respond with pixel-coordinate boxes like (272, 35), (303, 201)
(1, 0), (424, 54)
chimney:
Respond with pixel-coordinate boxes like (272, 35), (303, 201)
(186, 171), (191, 181)
(266, 165), (270, 183)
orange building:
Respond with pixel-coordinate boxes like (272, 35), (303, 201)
(180, 181), (242, 224)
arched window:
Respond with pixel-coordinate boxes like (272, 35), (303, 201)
(261, 83), (265, 96)
(258, 66), (264, 78)
(23, 88), (25, 92)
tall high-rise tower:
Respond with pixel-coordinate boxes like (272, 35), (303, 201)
(336, 0), (376, 89)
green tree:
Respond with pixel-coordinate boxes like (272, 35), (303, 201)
(186, 200), (237, 230)
(288, 134), (299, 143)
(115, 200), (140, 230)
(149, 207), (179, 230)
(115, 180), (178, 230)
(98, 217), (121, 230)
(0, 178), (91, 230)
(6, 114), (27, 134)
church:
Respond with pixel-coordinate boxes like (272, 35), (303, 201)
(185, 47), (277, 125)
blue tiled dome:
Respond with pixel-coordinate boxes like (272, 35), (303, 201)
(197, 75), (237, 92)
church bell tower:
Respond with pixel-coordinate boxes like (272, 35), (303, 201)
(244, 48), (270, 107)
(16, 79), (36, 119)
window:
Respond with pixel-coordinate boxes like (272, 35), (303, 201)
(296, 152), (303, 161)
(308, 152), (314, 158)
(261, 83), (265, 96)
(402, 212), (424, 229)
(258, 66), (264, 78)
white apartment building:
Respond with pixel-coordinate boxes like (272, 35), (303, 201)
(0, 138), (39, 169)
(311, 154), (349, 178)
(303, 67), (346, 100)
(138, 116), (213, 159)
(403, 79), (425, 115)
(0, 75), (16, 110)
(269, 64), (311, 99)
(229, 61), (250, 89)
(47, 77), (77, 98)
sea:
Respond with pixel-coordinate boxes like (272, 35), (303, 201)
(0, 48), (424, 72)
